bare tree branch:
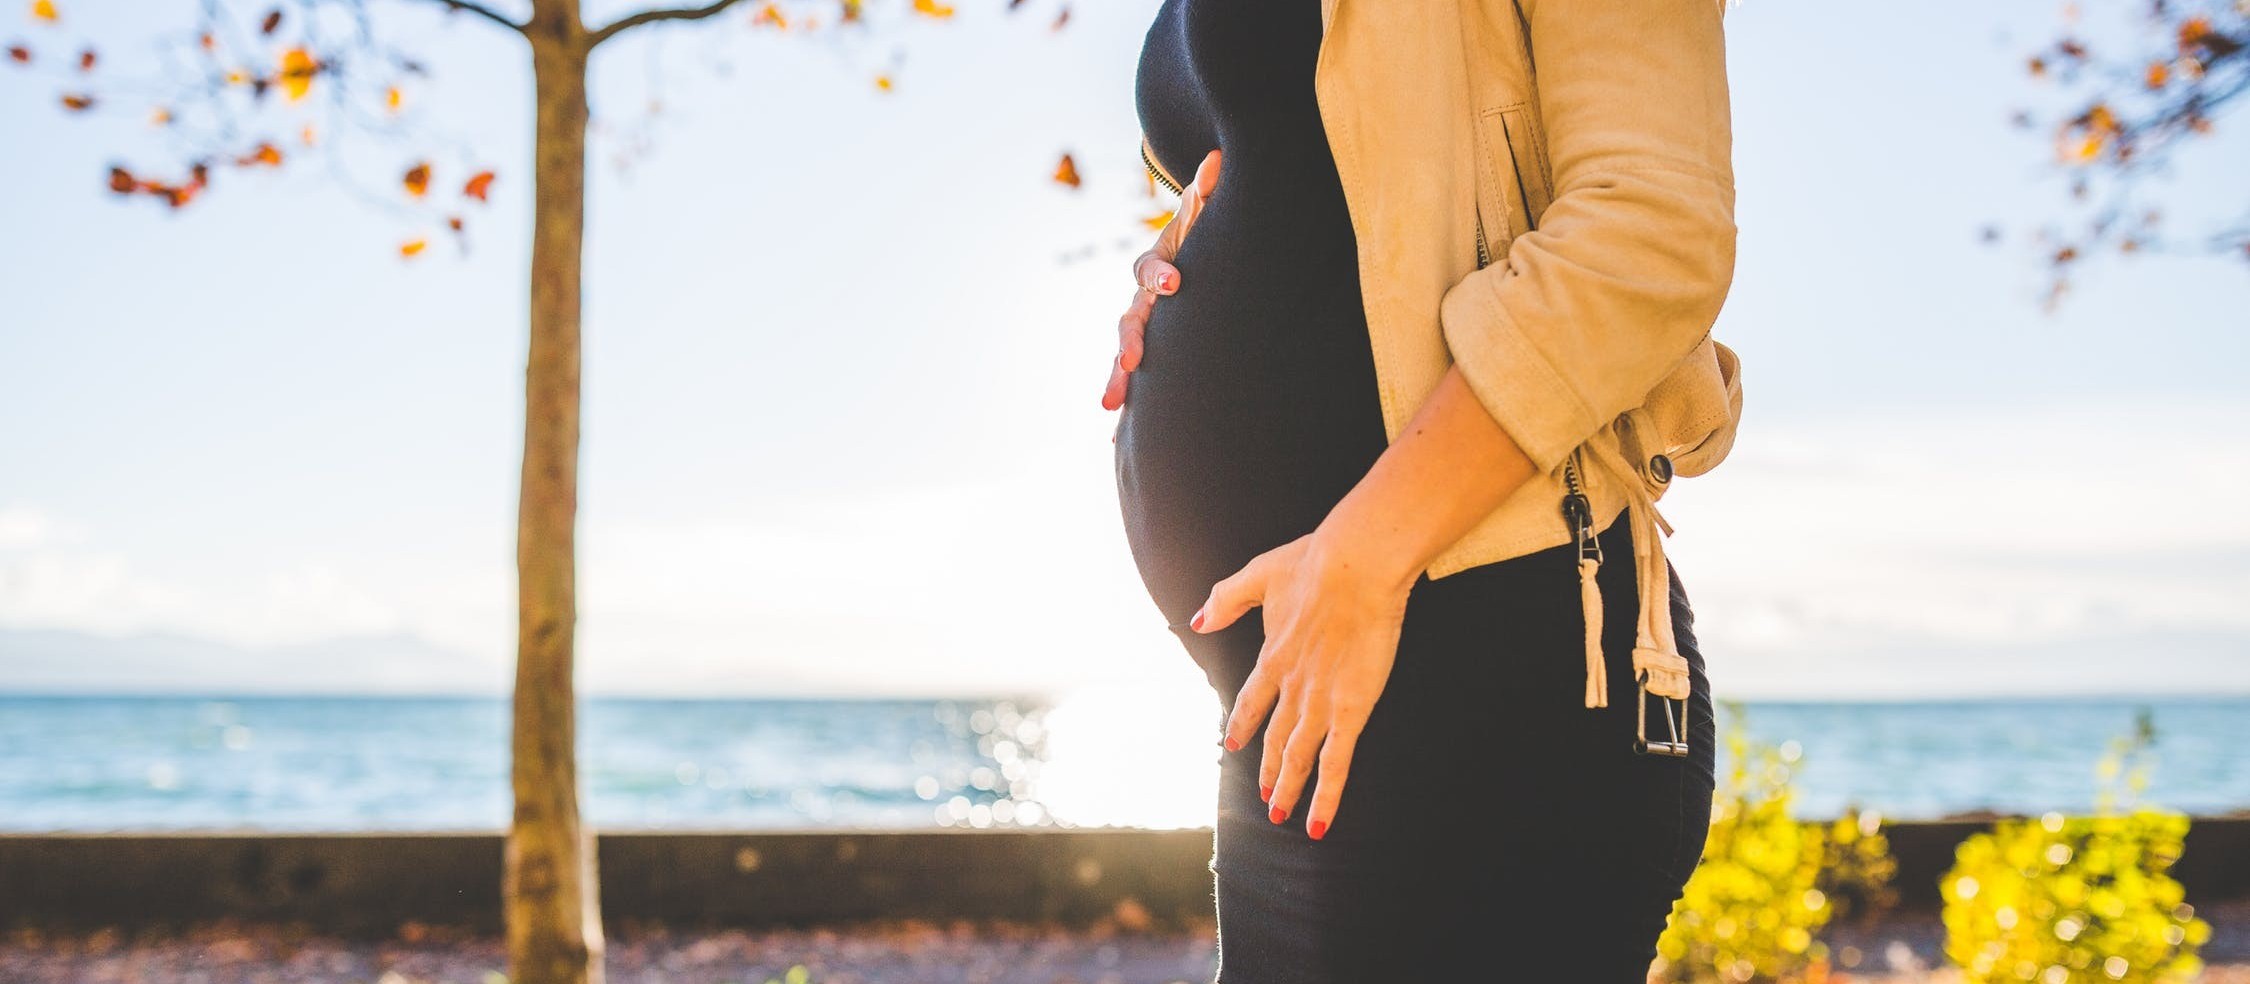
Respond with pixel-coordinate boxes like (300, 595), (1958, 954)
(588, 0), (751, 47)
(411, 0), (528, 35)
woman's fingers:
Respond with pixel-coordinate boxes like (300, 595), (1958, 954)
(1102, 354), (1130, 411)
(1148, 150), (1219, 267)
(1133, 251), (1179, 295)
(1191, 548), (1279, 634)
(1104, 150), (1220, 413)
(1102, 289), (1157, 410)
(1269, 693), (1332, 824)
(1258, 677), (1309, 816)
(1301, 706), (1366, 841)
(1119, 289), (1154, 370)
(1222, 634), (1284, 753)
(1189, 148), (1223, 197)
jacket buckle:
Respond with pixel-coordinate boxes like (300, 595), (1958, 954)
(1634, 670), (1689, 758)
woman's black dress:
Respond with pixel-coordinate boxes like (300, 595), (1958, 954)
(1112, 0), (1720, 980)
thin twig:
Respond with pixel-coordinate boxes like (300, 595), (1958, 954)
(588, 0), (750, 47)
(412, 0), (526, 34)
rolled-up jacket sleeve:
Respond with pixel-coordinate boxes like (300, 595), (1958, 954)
(1439, 0), (1739, 475)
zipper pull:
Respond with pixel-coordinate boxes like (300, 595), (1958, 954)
(1561, 473), (1607, 708)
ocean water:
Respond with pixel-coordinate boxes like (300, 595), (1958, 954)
(0, 694), (2244, 832)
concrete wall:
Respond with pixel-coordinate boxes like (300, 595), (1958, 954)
(3, 820), (2246, 937)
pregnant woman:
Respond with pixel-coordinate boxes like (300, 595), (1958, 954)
(1104, 0), (1743, 979)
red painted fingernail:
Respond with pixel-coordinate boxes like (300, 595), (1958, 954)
(1269, 805), (1288, 824)
(1259, 783), (1272, 802)
(1159, 271), (1175, 291)
(1189, 609), (1206, 632)
(1223, 735), (1242, 752)
(1308, 820), (1328, 840)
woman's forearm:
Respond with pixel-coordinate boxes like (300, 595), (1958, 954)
(1311, 365), (1541, 591)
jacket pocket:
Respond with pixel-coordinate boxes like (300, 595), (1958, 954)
(1470, 103), (1553, 266)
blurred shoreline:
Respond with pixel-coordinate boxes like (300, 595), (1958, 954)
(9, 694), (2249, 832)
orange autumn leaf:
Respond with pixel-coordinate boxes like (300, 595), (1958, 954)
(260, 8), (282, 35)
(224, 68), (247, 85)
(238, 142), (282, 166)
(399, 238), (428, 258)
(462, 169), (495, 201)
(2061, 130), (2104, 163)
(911, 0), (954, 17)
(1053, 153), (1081, 189)
(1142, 209), (1175, 231)
(278, 46), (317, 102)
(2178, 16), (2213, 50)
(402, 162), (431, 198)
(30, 0), (56, 24)
(107, 167), (134, 193)
(873, 74), (893, 92)
(149, 106), (171, 125)
(751, 2), (786, 28)
(446, 215), (464, 232)
(6, 45), (29, 64)
(74, 46), (90, 70)
(384, 85), (403, 113)
(299, 123), (315, 145)
(2145, 61), (2169, 89)
(59, 92), (91, 111)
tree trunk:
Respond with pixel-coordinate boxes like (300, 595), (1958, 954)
(508, 8), (599, 984)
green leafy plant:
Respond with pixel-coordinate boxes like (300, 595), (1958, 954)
(1941, 714), (2211, 984)
(1654, 708), (1895, 983)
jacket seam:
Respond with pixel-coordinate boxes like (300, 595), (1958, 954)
(1562, 162), (1734, 186)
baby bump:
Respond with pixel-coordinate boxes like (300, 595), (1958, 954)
(1111, 202), (1391, 627)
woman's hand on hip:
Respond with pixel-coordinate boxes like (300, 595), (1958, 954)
(1189, 526), (1416, 841)
(1103, 148), (1222, 411)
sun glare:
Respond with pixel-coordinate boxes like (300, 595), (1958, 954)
(1032, 680), (1221, 830)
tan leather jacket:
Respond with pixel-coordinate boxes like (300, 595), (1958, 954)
(1137, 0), (1743, 712)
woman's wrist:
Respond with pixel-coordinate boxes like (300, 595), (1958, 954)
(1308, 495), (1427, 599)
(1308, 367), (1542, 597)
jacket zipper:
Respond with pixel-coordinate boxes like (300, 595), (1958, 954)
(1560, 449), (1596, 561)
(1141, 139), (1184, 196)
(1474, 217), (1492, 269)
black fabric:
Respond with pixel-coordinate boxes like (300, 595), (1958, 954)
(1116, 0), (1390, 632)
(1116, 1), (1719, 980)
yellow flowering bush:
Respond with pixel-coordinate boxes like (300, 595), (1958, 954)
(1819, 806), (1899, 928)
(1941, 719), (2210, 984)
(1653, 709), (1893, 984)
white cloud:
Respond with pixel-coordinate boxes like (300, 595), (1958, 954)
(0, 504), (74, 550)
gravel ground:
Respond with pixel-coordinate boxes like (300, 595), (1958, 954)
(4, 904), (2246, 984)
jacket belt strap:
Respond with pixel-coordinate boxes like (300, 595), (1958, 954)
(1576, 433), (1691, 708)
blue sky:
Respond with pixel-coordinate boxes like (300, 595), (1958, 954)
(1, 0), (2245, 700)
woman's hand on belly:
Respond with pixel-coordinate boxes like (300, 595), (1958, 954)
(1102, 149), (1222, 412)
(1189, 530), (1413, 842)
